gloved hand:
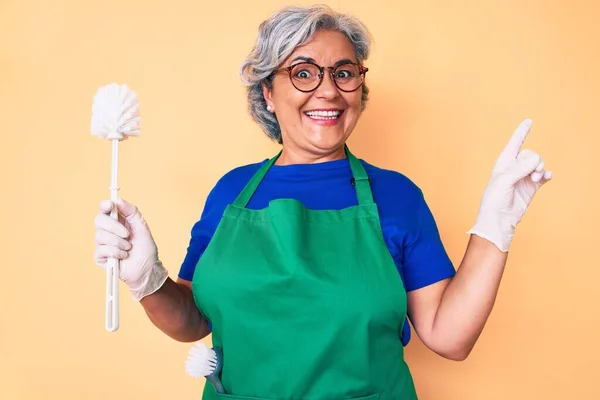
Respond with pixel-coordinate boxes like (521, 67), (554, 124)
(467, 119), (552, 252)
(94, 198), (169, 301)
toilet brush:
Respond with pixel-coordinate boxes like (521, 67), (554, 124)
(91, 83), (141, 332)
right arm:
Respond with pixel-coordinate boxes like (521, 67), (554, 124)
(95, 174), (236, 341)
(139, 277), (210, 342)
(94, 198), (211, 342)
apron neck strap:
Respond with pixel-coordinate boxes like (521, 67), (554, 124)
(232, 145), (374, 207)
(345, 145), (374, 205)
(232, 150), (280, 207)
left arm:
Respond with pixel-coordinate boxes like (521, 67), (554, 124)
(407, 235), (507, 361)
(409, 119), (552, 361)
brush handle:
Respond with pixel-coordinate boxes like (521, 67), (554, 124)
(209, 346), (225, 393)
(105, 139), (120, 332)
(208, 376), (226, 394)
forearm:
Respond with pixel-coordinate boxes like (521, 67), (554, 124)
(139, 277), (210, 342)
(431, 235), (508, 359)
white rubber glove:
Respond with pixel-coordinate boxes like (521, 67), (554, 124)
(94, 198), (169, 301)
(467, 119), (552, 252)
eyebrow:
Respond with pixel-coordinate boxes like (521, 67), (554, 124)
(290, 56), (356, 67)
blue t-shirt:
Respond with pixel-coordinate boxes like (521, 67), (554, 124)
(178, 156), (456, 345)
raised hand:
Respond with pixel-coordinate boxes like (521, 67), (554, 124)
(467, 119), (552, 252)
(94, 199), (169, 300)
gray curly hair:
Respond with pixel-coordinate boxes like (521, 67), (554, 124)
(239, 4), (373, 144)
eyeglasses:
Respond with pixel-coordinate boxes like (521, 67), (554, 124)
(273, 61), (368, 93)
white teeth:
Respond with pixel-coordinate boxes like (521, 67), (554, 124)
(305, 110), (341, 119)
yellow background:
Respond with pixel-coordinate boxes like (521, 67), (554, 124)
(1, 0), (598, 399)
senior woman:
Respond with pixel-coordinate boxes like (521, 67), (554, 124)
(93, 4), (551, 400)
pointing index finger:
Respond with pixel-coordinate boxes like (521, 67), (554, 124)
(502, 118), (532, 158)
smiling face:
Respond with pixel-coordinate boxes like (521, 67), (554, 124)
(263, 29), (365, 164)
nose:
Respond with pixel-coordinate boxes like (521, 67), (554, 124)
(314, 70), (340, 100)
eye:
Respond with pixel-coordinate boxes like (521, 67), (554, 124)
(334, 64), (360, 81)
(335, 70), (353, 79)
(291, 63), (319, 81)
(295, 69), (313, 79)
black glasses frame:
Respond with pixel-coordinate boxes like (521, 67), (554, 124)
(273, 61), (369, 93)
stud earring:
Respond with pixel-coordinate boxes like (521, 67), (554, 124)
(267, 105), (273, 112)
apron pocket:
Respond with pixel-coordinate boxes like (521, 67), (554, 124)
(214, 393), (380, 400)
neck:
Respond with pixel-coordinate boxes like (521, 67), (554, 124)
(275, 145), (346, 166)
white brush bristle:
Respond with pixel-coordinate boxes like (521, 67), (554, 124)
(91, 83), (141, 141)
(186, 342), (218, 378)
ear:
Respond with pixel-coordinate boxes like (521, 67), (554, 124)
(262, 81), (274, 111)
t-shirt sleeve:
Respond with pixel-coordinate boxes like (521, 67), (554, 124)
(177, 162), (263, 281)
(402, 191), (456, 291)
(177, 187), (223, 282)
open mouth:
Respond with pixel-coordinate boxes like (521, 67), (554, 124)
(304, 110), (344, 121)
